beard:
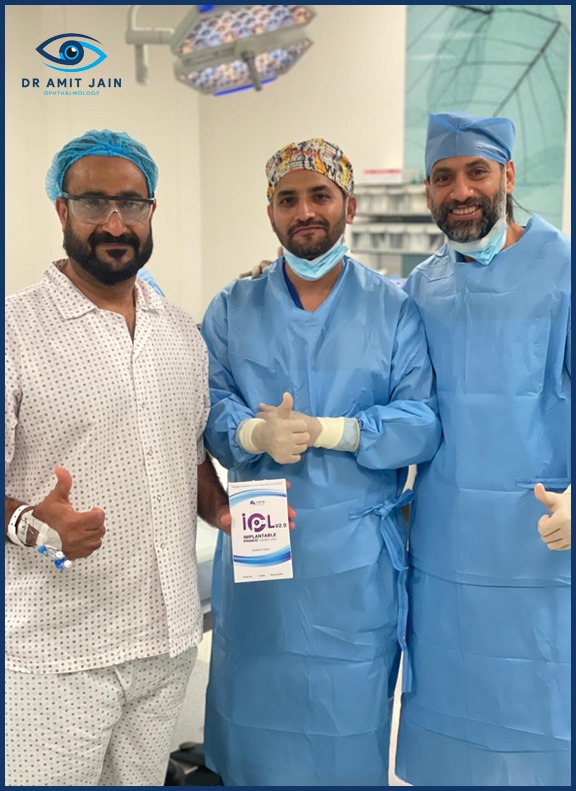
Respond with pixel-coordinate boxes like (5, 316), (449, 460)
(63, 221), (153, 285)
(274, 209), (347, 259)
(430, 176), (507, 243)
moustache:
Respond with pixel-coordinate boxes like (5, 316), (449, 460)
(442, 196), (490, 214)
(288, 220), (329, 237)
(89, 232), (140, 248)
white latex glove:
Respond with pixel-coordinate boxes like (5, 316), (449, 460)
(257, 403), (359, 451)
(257, 402), (322, 447)
(237, 393), (310, 464)
(534, 483), (571, 550)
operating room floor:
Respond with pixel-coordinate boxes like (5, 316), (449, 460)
(170, 629), (410, 786)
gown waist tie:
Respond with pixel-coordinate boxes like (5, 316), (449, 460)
(350, 489), (415, 692)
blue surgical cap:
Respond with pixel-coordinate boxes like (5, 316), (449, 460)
(45, 129), (158, 202)
(425, 112), (515, 178)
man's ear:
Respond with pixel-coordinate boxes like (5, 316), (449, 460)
(345, 195), (357, 224)
(505, 161), (516, 194)
(55, 197), (68, 230)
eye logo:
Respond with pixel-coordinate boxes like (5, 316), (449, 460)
(36, 33), (107, 73)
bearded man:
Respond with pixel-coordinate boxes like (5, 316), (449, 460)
(395, 112), (571, 787)
(200, 137), (442, 786)
(5, 129), (232, 786)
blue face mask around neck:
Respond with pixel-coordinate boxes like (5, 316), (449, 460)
(448, 216), (508, 265)
(282, 238), (348, 281)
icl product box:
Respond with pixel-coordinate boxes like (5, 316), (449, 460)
(228, 478), (293, 583)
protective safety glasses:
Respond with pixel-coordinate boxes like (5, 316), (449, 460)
(61, 192), (154, 225)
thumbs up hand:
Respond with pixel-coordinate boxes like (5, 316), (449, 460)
(257, 395), (322, 448)
(259, 391), (295, 420)
(251, 393), (310, 464)
(534, 483), (571, 551)
(32, 467), (106, 559)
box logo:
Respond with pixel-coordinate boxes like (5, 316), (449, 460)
(242, 512), (274, 533)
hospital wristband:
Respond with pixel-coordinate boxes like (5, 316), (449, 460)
(7, 504), (35, 547)
(237, 418), (267, 454)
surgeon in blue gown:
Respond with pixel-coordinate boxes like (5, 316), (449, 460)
(395, 112), (571, 786)
(201, 138), (442, 787)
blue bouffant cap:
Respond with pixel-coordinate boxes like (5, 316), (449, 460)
(425, 112), (515, 177)
(46, 129), (158, 202)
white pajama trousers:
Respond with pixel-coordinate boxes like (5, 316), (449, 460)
(5, 648), (196, 786)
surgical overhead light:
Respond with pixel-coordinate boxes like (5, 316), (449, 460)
(126, 5), (316, 96)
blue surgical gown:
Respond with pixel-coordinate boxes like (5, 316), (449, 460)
(396, 214), (571, 786)
(201, 257), (441, 786)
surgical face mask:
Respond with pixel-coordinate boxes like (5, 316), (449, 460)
(283, 237), (348, 281)
(448, 215), (507, 265)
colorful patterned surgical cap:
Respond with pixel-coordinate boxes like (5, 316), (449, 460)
(46, 129), (158, 202)
(266, 138), (354, 202)
(425, 112), (515, 178)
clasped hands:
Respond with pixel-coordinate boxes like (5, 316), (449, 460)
(251, 392), (321, 465)
(233, 391), (319, 464)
